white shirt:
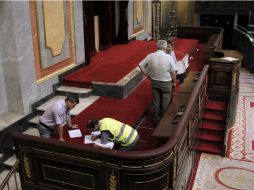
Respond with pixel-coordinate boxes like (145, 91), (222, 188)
(139, 50), (177, 81)
(40, 100), (70, 128)
(168, 50), (177, 65)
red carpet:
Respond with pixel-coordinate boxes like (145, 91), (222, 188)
(63, 40), (156, 88)
(63, 79), (153, 144)
(195, 133), (224, 142)
(199, 121), (224, 132)
(202, 111), (225, 122)
(63, 39), (199, 88)
(193, 99), (227, 156)
(192, 143), (223, 155)
(60, 39), (205, 150)
(174, 38), (198, 60)
(206, 100), (227, 111)
(188, 44), (206, 71)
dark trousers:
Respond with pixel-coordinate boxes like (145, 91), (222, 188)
(151, 80), (172, 124)
(177, 73), (185, 84)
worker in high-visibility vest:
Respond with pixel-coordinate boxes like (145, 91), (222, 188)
(87, 118), (139, 151)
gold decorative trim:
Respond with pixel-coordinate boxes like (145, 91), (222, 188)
(23, 154), (32, 179)
(43, 164), (94, 189)
(144, 160), (163, 168)
(134, 172), (169, 189)
(21, 152), (33, 183)
(31, 147), (103, 163)
(106, 170), (119, 190)
(36, 63), (75, 84)
(109, 171), (117, 190)
(173, 151), (177, 182)
(121, 162), (143, 169)
(131, 29), (145, 38)
(69, 1), (76, 68)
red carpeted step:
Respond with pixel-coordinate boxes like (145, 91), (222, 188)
(206, 100), (227, 111)
(202, 110), (225, 122)
(192, 143), (222, 155)
(199, 121), (225, 132)
(194, 133), (224, 143)
(63, 40), (157, 86)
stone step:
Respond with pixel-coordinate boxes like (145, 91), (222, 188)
(28, 115), (40, 127)
(22, 127), (40, 137)
(3, 155), (16, 169)
(56, 86), (92, 98)
(92, 67), (143, 99)
(36, 95), (100, 116)
(0, 112), (25, 132)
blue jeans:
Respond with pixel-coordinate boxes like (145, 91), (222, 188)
(38, 124), (55, 138)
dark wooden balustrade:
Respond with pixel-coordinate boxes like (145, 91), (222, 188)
(12, 26), (225, 190)
(12, 65), (209, 190)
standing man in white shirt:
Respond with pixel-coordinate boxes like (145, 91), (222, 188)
(167, 41), (185, 84)
(139, 40), (177, 125)
(38, 95), (79, 141)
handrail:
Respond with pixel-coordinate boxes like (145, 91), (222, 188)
(175, 65), (209, 139)
(234, 24), (254, 45)
(213, 28), (223, 49)
(235, 24), (252, 36)
(0, 159), (20, 190)
(223, 93), (231, 156)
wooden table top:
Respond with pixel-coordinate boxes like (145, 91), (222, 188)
(175, 71), (200, 94)
(152, 93), (190, 138)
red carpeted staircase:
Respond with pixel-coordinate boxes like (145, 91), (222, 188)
(192, 99), (227, 155)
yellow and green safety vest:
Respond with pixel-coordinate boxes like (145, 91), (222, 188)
(99, 118), (138, 146)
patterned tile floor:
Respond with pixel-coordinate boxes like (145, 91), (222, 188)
(192, 69), (254, 190)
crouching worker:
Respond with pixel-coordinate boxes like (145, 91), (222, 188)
(38, 95), (79, 141)
(87, 118), (139, 151)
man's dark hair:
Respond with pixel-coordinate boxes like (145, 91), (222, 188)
(87, 118), (99, 129)
(66, 95), (79, 104)
(168, 40), (174, 46)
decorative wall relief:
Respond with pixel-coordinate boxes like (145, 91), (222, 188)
(43, 1), (65, 56)
(29, 0), (76, 83)
(133, 1), (146, 35)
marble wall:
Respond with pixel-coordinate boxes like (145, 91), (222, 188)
(0, 52), (7, 115)
(74, 1), (85, 65)
(0, 1), (24, 114)
(0, 1), (153, 116)
(0, 1), (85, 115)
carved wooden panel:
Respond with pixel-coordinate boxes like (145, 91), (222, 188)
(208, 50), (242, 104)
